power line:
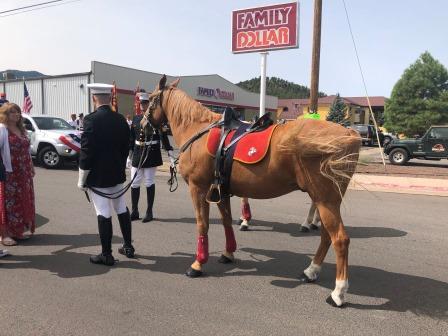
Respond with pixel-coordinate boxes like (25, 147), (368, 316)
(0, 0), (81, 18)
(0, 0), (64, 15)
(342, 0), (386, 166)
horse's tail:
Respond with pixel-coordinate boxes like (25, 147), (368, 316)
(285, 120), (361, 197)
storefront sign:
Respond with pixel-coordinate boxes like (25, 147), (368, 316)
(197, 87), (235, 101)
(232, 2), (299, 53)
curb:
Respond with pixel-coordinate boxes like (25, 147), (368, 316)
(158, 163), (448, 197)
(349, 174), (448, 197)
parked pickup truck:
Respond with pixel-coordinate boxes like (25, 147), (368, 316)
(22, 114), (81, 169)
(384, 125), (448, 165)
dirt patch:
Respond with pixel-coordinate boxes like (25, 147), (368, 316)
(356, 161), (448, 179)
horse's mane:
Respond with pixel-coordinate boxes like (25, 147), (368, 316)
(166, 88), (220, 129)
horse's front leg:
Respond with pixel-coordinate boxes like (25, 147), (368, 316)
(217, 196), (236, 264)
(185, 183), (210, 278)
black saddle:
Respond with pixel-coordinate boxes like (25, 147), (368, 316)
(206, 108), (273, 203)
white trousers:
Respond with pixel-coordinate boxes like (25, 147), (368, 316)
(88, 184), (127, 218)
(131, 166), (157, 188)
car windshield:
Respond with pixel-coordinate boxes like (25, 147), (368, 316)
(32, 117), (73, 130)
(352, 125), (368, 132)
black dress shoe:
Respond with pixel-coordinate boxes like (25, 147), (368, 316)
(130, 210), (140, 221)
(89, 253), (115, 266)
(118, 245), (135, 258)
(142, 211), (153, 223)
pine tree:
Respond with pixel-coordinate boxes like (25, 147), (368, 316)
(384, 51), (448, 136)
(326, 94), (346, 123)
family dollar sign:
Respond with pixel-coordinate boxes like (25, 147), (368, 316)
(232, 2), (299, 54)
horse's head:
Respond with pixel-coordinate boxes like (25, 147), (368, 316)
(141, 75), (180, 129)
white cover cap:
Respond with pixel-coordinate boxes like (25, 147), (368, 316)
(138, 92), (150, 101)
(87, 83), (113, 95)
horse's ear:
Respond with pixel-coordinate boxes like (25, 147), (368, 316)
(158, 75), (167, 90)
(169, 78), (180, 88)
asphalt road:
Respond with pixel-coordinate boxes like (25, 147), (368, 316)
(0, 167), (447, 336)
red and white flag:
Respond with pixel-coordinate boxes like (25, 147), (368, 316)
(23, 82), (33, 114)
(59, 134), (81, 153)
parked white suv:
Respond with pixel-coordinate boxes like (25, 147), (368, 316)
(22, 114), (81, 169)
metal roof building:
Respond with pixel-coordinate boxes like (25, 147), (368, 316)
(0, 61), (278, 121)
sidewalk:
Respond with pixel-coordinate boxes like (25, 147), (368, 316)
(159, 147), (448, 197)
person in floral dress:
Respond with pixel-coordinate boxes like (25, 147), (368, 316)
(0, 103), (35, 246)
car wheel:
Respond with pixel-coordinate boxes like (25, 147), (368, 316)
(38, 146), (62, 169)
(389, 148), (409, 165)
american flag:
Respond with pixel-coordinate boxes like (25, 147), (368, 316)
(23, 82), (33, 114)
(111, 80), (118, 112)
(134, 82), (142, 116)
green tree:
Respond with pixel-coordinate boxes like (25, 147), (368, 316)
(384, 51), (448, 136)
(236, 76), (326, 99)
(326, 94), (347, 123)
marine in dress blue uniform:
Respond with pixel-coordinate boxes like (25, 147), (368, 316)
(77, 83), (135, 266)
(128, 92), (174, 222)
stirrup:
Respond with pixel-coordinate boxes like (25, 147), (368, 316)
(206, 183), (221, 204)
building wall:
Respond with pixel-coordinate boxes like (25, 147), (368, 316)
(0, 74), (90, 119)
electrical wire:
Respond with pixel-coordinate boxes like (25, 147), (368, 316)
(341, 0), (386, 167)
(0, 0), (82, 18)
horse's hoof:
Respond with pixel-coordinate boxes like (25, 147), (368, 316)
(239, 224), (249, 231)
(299, 225), (310, 233)
(236, 219), (243, 226)
(326, 295), (345, 308)
(185, 267), (203, 278)
(218, 254), (234, 264)
(298, 273), (315, 283)
(310, 224), (319, 230)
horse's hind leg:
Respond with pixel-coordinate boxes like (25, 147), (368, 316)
(217, 196), (237, 263)
(306, 202), (350, 307)
(311, 207), (321, 230)
(300, 202), (317, 232)
(185, 183), (210, 278)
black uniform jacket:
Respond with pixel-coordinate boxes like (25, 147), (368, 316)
(79, 105), (130, 188)
(129, 115), (172, 168)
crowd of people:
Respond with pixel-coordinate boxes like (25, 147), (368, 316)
(0, 85), (252, 265)
(67, 113), (84, 130)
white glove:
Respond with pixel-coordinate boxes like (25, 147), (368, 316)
(77, 169), (90, 191)
(168, 150), (176, 168)
(126, 151), (133, 169)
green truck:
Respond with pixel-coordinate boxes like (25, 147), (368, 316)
(384, 126), (448, 165)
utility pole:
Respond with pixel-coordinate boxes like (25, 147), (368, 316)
(309, 0), (322, 114)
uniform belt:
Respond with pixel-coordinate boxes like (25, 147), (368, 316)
(135, 140), (158, 146)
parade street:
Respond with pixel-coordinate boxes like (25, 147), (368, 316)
(0, 167), (446, 336)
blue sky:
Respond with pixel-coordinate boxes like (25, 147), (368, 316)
(1, 0), (447, 97)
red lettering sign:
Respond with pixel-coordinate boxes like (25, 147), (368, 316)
(232, 2), (299, 53)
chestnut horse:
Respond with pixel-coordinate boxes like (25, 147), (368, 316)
(143, 76), (361, 307)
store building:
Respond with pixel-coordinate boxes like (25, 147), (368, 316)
(0, 61), (278, 121)
(278, 95), (386, 125)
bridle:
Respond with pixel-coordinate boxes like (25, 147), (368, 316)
(142, 87), (179, 192)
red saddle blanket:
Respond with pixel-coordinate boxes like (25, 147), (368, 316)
(206, 124), (278, 164)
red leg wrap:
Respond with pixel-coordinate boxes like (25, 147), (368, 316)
(242, 203), (252, 221)
(224, 226), (237, 253)
(196, 235), (209, 264)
